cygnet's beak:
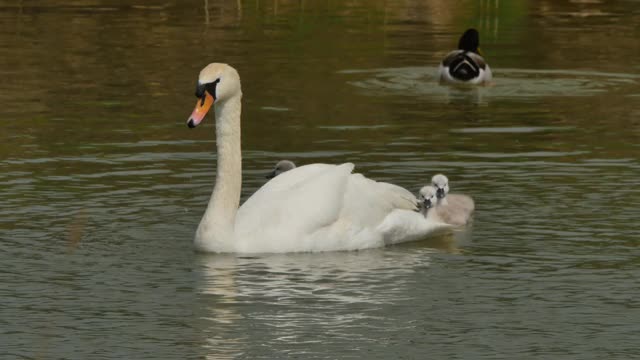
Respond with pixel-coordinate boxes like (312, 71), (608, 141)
(265, 170), (277, 179)
(187, 91), (214, 128)
(422, 198), (433, 209)
(436, 188), (446, 199)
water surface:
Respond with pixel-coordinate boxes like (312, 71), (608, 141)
(1, 0), (639, 359)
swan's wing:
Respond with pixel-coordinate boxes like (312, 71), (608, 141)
(235, 163), (354, 245)
(236, 163), (432, 252)
(249, 163), (336, 194)
(376, 182), (418, 211)
(378, 209), (452, 245)
(337, 174), (418, 231)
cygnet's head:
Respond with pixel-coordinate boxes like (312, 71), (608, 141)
(431, 174), (450, 199)
(187, 63), (242, 128)
(266, 160), (296, 179)
(418, 185), (438, 210)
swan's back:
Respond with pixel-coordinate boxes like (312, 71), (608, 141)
(236, 163), (349, 245)
(339, 174), (417, 229)
(234, 163), (424, 252)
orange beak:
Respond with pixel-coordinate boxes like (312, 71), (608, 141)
(187, 91), (214, 128)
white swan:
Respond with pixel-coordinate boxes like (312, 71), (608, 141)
(266, 160), (296, 179)
(186, 63), (448, 253)
(438, 28), (492, 85)
(430, 174), (475, 226)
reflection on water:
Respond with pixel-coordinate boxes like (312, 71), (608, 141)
(195, 247), (437, 359)
(1, 0), (640, 359)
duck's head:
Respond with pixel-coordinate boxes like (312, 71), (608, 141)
(418, 185), (438, 210)
(187, 63), (242, 128)
(458, 28), (480, 54)
(266, 160), (297, 179)
(431, 174), (450, 199)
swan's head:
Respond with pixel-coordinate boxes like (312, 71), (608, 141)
(431, 174), (450, 199)
(187, 63), (242, 128)
(266, 160), (296, 179)
(458, 28), (481, 54)
(418, 185), (438, 210)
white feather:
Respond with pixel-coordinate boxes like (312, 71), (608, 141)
(190, 64), (449, 253)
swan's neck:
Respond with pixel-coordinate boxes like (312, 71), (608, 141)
(196, 95), (242, 252)
(438, 197), (449, 206)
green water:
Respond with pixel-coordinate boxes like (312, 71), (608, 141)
(1, 0), (639, 359)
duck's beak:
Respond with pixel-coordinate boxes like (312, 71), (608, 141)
(436, 188), (446, 199)
(187, 91), (214, 128)
(265, 170), (277, 179)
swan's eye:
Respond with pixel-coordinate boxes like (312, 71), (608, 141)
(205, 81), (218, 95)
(205, 78), (221, 100)
(195, 78), (221, 105)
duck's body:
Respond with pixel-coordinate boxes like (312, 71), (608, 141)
(438, 28), (492, 85)
(439, 50), (492, 85)
(188, 63), (449, 253)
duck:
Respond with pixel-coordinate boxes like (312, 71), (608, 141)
(429, 174), (475, 226)
(438, 28), (492, 85)
(266, 160), (296, 179)
(186, 63), (449, 253)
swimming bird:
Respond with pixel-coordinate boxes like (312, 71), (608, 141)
(417, 185), (446, 223)
(438, 28), (492, 85)
(431, 174), (475, 225)
(266, 160), (296, 179)
(431, 174), (475, 214)
(186, 63), (448, 253)
(430, 174), (475, 226)
(418, 185), (470, 227)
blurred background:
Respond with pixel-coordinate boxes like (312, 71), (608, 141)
(1, 0), (639, 359)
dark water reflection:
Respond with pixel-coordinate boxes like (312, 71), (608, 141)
(1, 0), (640, 359)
